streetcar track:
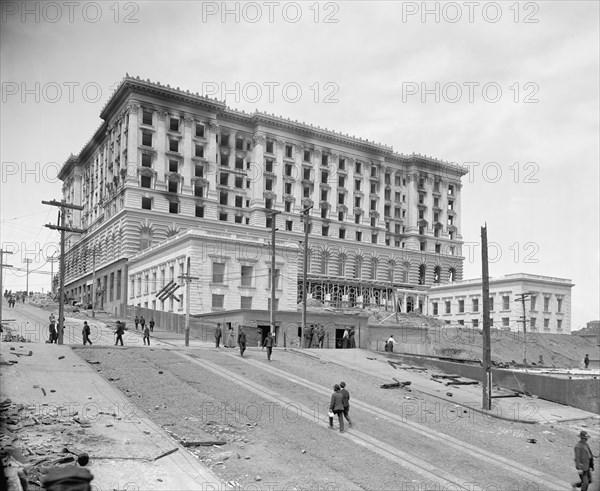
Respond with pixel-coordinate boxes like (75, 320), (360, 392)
(176, 351), (481, 490)
(233, 352), (571, 489)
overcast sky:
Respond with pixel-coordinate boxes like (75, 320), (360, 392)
(1, 1), (598, 328)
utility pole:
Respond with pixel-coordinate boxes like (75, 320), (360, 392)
(481, 224), (492, 410)
(24, 258), (33, 299)
(0, 249), (14, 329)
(43, 200), (84, 344)
(48, 255), (59, 295)
(178, 257), (198, 347)
(300, 205), (312, 348)
(269, 210), (281, 336)
(515, 292), (532, 365)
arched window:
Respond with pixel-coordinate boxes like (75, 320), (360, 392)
(354, 256), (363, 279)
(448, 267), (456, 282)
(433, 266), (441, 284)
(418, 264), (426, 285)
(140, 229), (153, 251)
(370, 258), (378, 280)
(321, 251), (330, 275)
(338, 254), (346, 277)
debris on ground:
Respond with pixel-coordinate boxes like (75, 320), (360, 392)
(380, 378), (412, 389)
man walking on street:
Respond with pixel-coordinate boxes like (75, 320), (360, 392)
(134, 316), (139, 330)
(329, 384), (345, 433)
(149, 318), (155, 333)
(263, 331), (274, 361)
(339, 381), (353, 427)
(114, 321), (125, 346)
(82, 321), (92, 345)
(238, 326), (247, 357)
(573, 430), (594, 491)
(140, 316), (146, 332)
(143, 324), (151, 346)
(215, 323), (222, 348)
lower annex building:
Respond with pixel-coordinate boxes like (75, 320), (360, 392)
(57, 75), (469, 317)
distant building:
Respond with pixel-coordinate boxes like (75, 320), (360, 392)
(58, 75), (468, 317)
(428, 273), (574, 334)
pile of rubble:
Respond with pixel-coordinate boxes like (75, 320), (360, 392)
(0, 398), (94, 490)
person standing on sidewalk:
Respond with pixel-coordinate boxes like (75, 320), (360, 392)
(225, 325), (235, 348)
(263, 331), (274, 361)
(238, 326), (247, 357)
(329, 384), (345, 433)
(318, 325), (325, 348)
(215, 323), (222, 348)
(149, 318), (155, 333)
(386, 335), (397, 352)
(339, 381), (353, 427)
(573, 430), (594, 491)
(143, 324), (151, 346)
(134, 316), (139, 330)
(114, 321), (125, 346)
(584, 354), (590, 369)
(82, 321), (92, 346)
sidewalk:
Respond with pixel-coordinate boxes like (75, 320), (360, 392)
(289, 347), (600, 426)
(0, 341), (224, 490)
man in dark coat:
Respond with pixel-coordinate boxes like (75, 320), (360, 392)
(149, 319), (155, 332)
(574, 430), (594, 491)
(318, 325), (325, 348)
(215, 323), (222, 348)
(139, 316), (146, 331)
(238, 326), (247, 357)
(329, 384), (345, 433)
(82, 321), (92, 345)
(339, 381), (353, 427)
(114, 321), (125, 346)
(134, 316), (139, 330)
(263, 331), (274, 361)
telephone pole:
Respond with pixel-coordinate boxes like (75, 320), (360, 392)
(269, 210), (281, 336)
(24, 258), (33, 298)
(481, 224), (492, 410)
(0, 249), (14, 329)
(43, 200), (84, 344)
(300, 205), (312, 348)
(178, 257), (198, 347)
(515, 292), (532, 365)
(47, 255), (59, 295)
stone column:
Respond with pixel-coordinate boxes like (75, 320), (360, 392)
(125, 102), (140, 181)
(207, 121), (219, 199)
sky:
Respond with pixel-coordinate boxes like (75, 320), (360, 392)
(1, 0), (598, 329)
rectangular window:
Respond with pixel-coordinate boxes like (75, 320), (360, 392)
(472, 319), (479, 328)
(141, 197), (152, 210)
(371, 234), (377, 244)
(265, 198), (272, 209)
(195, 164), (204, 177)
(169, 201), (178, 214)
(355, 161), (362, 174)
(195, 205), (204, 217)
(354, 180), (361, 191)
(286, 220), (293, 231)
(339, 229), (346, 239)
(241, 296), (252, 309)
(531, 296), (537, 311)
(285, 201), (292, 213)
(339, 158), (345, 170)
(285, 164), (293, 176)
(142, 132), (152, 147)
(433, 302), (438, 315)
(169, 160), (178, 173)
(338, 176), (345, 187)
(212, 263), (225, 284)
(471, 298), (480, 313)
(235, 175), (243, 188)
(489, 297), (494, 311)
(266, 140), (274, 153)
(544, 297), (550, 312)
(530, 317), (536, 329)
(557, 319), (562, 330)
(195, 144), (204, 158)
(322, 225), (329, 236)
(235, 156), (244, 169)
(141, 154), (152, 167)
(236, 137), (244, 150)
(502, 317), (510, 327)
(355, 231), (362, 242)
(354, 197), (361, 208)
(141, 176), (151, 188)
(285, 145), (293, 158)
(195, 124), (205, 138)
(303, 168), (311, 180)
(321, 153), (328, 166)
(543, 318), (549, 329)
(321, 171), (329, 183)
(304, 150), (311, 162)
(194, 183), (204, 197)
(169, 139), (179, 152)
(321, 207), (328, 219)
(212, 294), (224, 309)
(321, 189), (328, 202)
(265, 160), (273, 172)
(354, 214), (360, 224)
(420, 241), (426, 251)
(219, 212), (228, 222)
(240, 265), (253, 287)
(557, 298), (562, 313)
(167, 180), (178, 193)
(169, 118), (179, 132)
(235, 195), (243, 208)
(142, 110), (153, 125)
(338, 211), (344, 221)
(445, 301), (451, 314)
(234, 215), (243, 223)
(267, 268), (281, 290)
(219, 191), (228, 205)
(502, 295), (510, 310)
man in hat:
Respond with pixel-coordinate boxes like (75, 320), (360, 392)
(215, 322), (222, 348)
(238, 326), (247, 357)
(82, 321), (92, 345)
(574, 430), (594, 491)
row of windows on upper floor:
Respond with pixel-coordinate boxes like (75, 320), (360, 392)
(432, 295), (565, 315)
(138, 119), (459, 193)
(439, 317), (564, 331)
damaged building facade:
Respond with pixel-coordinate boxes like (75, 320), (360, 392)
(57, 75), (468, 317)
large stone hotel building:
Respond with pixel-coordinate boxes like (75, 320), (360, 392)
(58, 75), (468, 319)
